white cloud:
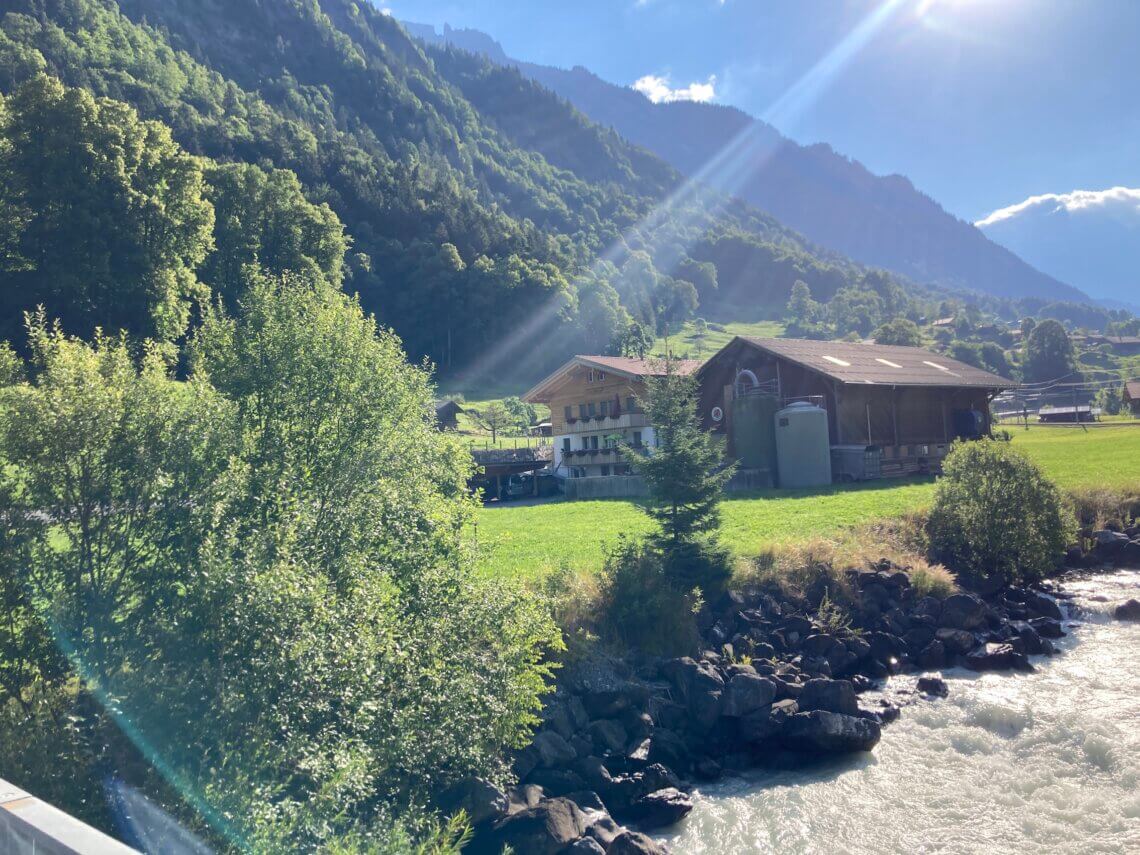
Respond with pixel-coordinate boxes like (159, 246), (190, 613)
(976, 186), (1140, 228)
(632, 73), (717, 104)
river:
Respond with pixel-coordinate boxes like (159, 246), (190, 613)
(662, 570), (1140, 854)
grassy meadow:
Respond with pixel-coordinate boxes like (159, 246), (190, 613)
(474, 424), (1140, 579)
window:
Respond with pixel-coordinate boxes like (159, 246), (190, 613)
(588, 402), (596, 418)
(627, 396), (637, 413)
(605, 436), (617, 449)
(600, 465), (610, 476)
(587, 369), (606, 382)
(562, 437), (571, 453)
(590, 435), (599, 450)
(579, 403), (588, 420)
(632, 431), (642, 447)
(600, 400), (610, 417)
(564, 405), (573, 422)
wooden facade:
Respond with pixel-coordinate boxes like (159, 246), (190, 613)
(525, 356), (700, 479)
(698, 337), (1014, 478)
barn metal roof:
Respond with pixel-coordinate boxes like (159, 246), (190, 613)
(1125, 380), (1140, 400)
(712, 337), (1017, 389)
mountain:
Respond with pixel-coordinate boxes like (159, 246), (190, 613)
(0, 0), (930, 384)
(405, 21), (1089, 306)
(976, 188), (1140, 312)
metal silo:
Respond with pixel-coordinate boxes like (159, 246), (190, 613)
(774, 402), (832, 488)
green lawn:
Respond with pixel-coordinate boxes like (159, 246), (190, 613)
(474, 425), (1140, 579)
(650, 319), (785, 361)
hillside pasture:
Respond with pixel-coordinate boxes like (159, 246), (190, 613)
(475, 424), (1140, 579)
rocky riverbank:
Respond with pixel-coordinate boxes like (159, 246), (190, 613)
(448, 523), (1140, 855)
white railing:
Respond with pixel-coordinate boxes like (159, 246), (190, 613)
(1, 778), (138, 854)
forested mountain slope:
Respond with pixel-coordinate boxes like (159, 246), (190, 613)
(0, 0), (948, 384)
(408, 21), (1089, 306)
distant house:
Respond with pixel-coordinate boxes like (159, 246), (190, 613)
(523, 355), (701, 489)
(1078, 334), (1140, 356)
(931, 317), (955, 328)
(697, 337), (1016, 479)
(434, 399), (464, 431)
(1124, 381), (1140, 415)
(528, 420), (553, 438)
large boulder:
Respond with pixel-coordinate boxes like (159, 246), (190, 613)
(608, 830), (671, 855)
(1113, 599), (1140, 621)
(935, 627), (977, 655)
(721, 673), (777, 717)
(916, 676), (949, 698)
(915, 640), (946, 669)
(645, 728), (691, 770)
(622, 787), (694, 829)
(1023, 591), (1063, 621)
(797, 678), (858, 716)
(1029, 617), (1065, 639)
(965, 642), (1033, 673)
(438, 777), (509, 828)
(939, 594), (988, 631)
(1093, 529), (1130, 559)
(782, 710), (881, 754)
(532, 730), (578, 768)
(588, 719), (628, 754)
(1117, 540), (1140, 567)
(491, 797), (588, 855)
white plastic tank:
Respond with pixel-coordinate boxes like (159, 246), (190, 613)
(774, 402), (832, 488)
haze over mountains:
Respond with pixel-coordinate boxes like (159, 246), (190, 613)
(977, 188), (1140, 311)
(405, 21), (1090, 306)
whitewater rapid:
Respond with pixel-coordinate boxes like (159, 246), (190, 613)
(662, 570), (1140, 854)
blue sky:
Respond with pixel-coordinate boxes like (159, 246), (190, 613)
(389, 0), (1140, 223)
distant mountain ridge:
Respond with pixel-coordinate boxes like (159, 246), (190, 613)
(405, 21), (1089, 306)
(976, 187), (1140, 312)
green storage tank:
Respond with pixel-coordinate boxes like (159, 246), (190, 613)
(774, 402), (832, 488)
(730, 394), (778, 474)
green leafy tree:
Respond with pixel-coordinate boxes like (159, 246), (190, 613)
(200, 161), (348, 304)
(620, 321), (655, 359)
(692, 317), (709, 357)
(0, 76), (214, 343)
(927, 440), (1073, 584)
(626, 358), (736, 592)
(872, 317), (923, 347)
(1023, 318), (1077, 382)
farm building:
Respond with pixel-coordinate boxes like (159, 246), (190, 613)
(697, 337), (1016, 483)
(1038, 405), (1097, 423)
(523, 355), (701, 497)
(1124, 381), (1140, 415)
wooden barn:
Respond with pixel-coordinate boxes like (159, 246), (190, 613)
(1124, 380), (1140, 416)
(697, 337), (1017, 479)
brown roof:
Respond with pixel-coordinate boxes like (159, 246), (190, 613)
(712, 337), (1016, 389)
(1125, 380), (1140, 400)
(524, 355), (701, 402)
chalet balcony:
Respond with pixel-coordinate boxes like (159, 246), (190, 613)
(564, 411), (649, 434)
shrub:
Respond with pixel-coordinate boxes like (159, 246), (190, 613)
(596, 539), (701, 657)
(927, 440), (1073, 583)
(907, 561), (958, 599)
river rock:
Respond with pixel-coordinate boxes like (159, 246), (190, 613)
(916, 676), (949, 698)
(965, 642), (1033, 673)
(939, 593), (988, 630)
(491, 797), (588, 855)
(797, 678), (859, 716)
(782, 710), (881, 754)
(1008, 621), (1045, 655)
(935, 627), (977, 655)
(1113, 599), (1140, 621)
(721, 673), (777, 717)
(645, 728), (690, 770)
(608, 830), (671, 855)
(588, 719), (628, 754)
(1023, 591), (1063, 621)
(915, 639), (946, 669)
(1029, 617), (1065, 638)
(565, 837), (606, 855)
(438, 777), (509, 828)
(623, 787), (694, 829)
(533, 730), (578, 768)
(1117, 541), (1140, 567)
